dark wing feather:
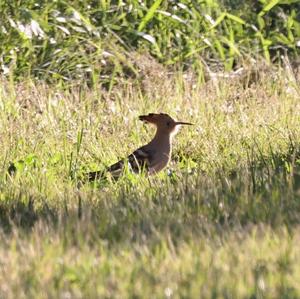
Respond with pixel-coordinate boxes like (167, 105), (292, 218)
(86, 147), (154, 182)
(127, 148), (151, 172)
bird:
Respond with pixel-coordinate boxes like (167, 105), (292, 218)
(86, 113), (193, 181)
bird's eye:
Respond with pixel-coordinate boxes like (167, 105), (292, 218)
(166, 121), (171, 127)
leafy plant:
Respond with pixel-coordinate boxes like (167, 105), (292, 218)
(0, 0), (299, 85)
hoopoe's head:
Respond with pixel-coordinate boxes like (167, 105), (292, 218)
(139, 113), (193, 134)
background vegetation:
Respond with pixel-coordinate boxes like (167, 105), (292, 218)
(0, 0), (299, 85)
(0, 0), (300, 298)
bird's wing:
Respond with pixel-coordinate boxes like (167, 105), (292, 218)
(109, 147), (154, 174)
(86, 147), (154, 182)
(127, 147), (153, 172)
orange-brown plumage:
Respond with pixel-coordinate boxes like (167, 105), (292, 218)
(87, 113), (193, 181)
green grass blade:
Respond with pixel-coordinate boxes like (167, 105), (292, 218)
(138, 0), (164, 32)
(259, 0), (280, 16)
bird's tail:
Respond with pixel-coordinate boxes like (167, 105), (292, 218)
(85, 170), (105, 182)
(84, 159), (125, 183)
(84, 153), (149, 183)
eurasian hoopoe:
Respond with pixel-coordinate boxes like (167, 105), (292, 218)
(87, 113), (193, 181)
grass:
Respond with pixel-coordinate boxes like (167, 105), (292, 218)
(1, 0), (299, 85)
(2, 226), (300, 298)
(1, 1), (300, 297)
(0, 60), (300, 297)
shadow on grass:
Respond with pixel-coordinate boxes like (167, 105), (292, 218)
(0, 148), (300, 244)
(0, 198), (58, 233)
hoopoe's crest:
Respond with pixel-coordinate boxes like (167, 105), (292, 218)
(139, 113), (192, 134)
(87, 113), (193, 181)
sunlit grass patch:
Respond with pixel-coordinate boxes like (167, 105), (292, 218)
(0, 65), (300, 297)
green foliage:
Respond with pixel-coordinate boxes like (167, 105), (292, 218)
(0, 0), (299, 84)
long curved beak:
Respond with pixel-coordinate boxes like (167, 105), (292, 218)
(175, 121), (193, 126)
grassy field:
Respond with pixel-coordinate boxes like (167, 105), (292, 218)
(0, 60), (300, 298)
(1, 0), (300, 297)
